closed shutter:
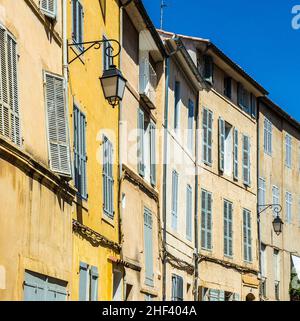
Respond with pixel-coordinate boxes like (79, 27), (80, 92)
(137, 108), (145, 176)
(40, 0), (57, 18)
(201, 189), (212, 250)
(250, 93), (256, 118)
(203, 55), (214, 84)
(103, 136), (114, 218)
(24, 271), (46, 301)
(202, 108), (212, 165)
(79, 262), (88, 301)
(219, 290), (225, 301)
(90, 266), (99, 301)
(45, 73), (71, 176)
(177, 276), (183, 301)
(285, 192), (292, 223)
(46, 277), (68, 301)
(73, 0), (84, 50)
(171, 170), (179, 230)
(233, 128), (238, 179)
(186, 185), (192, 241)
(237, 83), (243, 107)
(74, 106), (87, 198)
(224, 200), (233, 257)
(272, 186), (279, 217)
(188, 99), (194, 151)
(243, 209), (252, 262)
(219, 117), (225, 172)
(150, 121), (156, 186)
(242, 135), (250, 186)
(174, 81), (180, 130)
(224, 77), (232, 99)
(171, 275), (176, 301)
(285, 134), (292, 167)
(144, 208), (154, 286)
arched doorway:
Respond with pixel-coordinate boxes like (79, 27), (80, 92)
(246, 293), (255, 301)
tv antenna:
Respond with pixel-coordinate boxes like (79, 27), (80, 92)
(160, 0), (167, 30)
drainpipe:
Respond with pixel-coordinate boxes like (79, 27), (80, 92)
(194, 91), (200, 301)
(162, 56), (170, 301)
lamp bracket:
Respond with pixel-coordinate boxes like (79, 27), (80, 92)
(258, 204), (282, 216)
(67, 39), (121, 65)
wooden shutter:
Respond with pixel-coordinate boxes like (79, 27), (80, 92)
(186, 185), (192, 241)
(218, 117), (225, 172)
(73, 0), (84, 49)
(103, 136), (114, 218)
(40, 0), (57, 18)
(150, 121), (156, 186)
(171, 170), (178, 230)
(224, 77), (232, 99)
(79, 262), (88, 301)
(201, 189), (212, 250)
(137, 108), (145, 176)
(201, 190), (207, 249)
(250, 93), (256, 118)
(24, 271), (46, 301)
(188, 99), (194, 151)
(203, 108), (213, 165)
(90, 266), (99, 301)
(171, 275), (176, 301)
(228, 202), (233, 256)
(203, 55), (214, 84)
(237, 82), (243, 107)
(243, 209), (252, 262)
(233, 128), (238, 179)
(242, 135), (250, 186)
(224, 201), (233, 256)
(177, 276), (183, 301)
(174, 81), (180, 130)
(45, 73), (71, 176)
(144, 208), (154, 286)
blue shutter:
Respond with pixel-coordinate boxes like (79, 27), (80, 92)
(219, 117), (225, 172)
(103, 136), (114, 218)
(144, 208), (154, 286)
(202, 108), (213, 165)
(79, 262), (88, 301)
(150, 121), (156, 186)
(138, 108), (145, 176)
(186, 185), (192, 241)
(171, 170), (179, 230)
(233, 128), (238, 179)
(24, 271), (46, 301)
(90, 266), (99, 301)
(188, 99), (194, 151)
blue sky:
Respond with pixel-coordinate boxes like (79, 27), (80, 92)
(143, 0), (300, 121)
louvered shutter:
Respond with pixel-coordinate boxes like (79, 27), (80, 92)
(137, 108), (145, 177)
(224, 201), (233, 256)
(219, 117), (225, 172)
(90, 266), (99, 301)
(201, 190), (207, 249)
(174, 81), (180, 130)
(73, 0), (84, 49)
(224, 201), (228, 255)
(243, 210), (247, 261)
(203, 55), (214, 84)
(250, 93), (256, 118)
(219, 290), (225, 301)
(40, 0), (57, 18)
(103, 136), (114, 218)
(237, 83), (243, 107)
(79, 262), (88, 301)
(233, 128), (238, 179)
(228, 202), (233, 256)
(45, 74), (71, 176)
(177, 276), (183, 301)
(207, 110), (213, 164)
(144, 208), (154, 286)
(186, 185), (192, 241)
(207, 191), (212, 250)
(150, 121), (156, 186)
(202, 108), (208, 162)
(171, 276), (176, 301)
(171, 170), (178, 230)
(188, 99), (194, 151)
(242, 135), (250, 186)
(247, 211), (252, 261)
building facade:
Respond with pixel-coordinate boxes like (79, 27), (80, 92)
(68, 0), (123, 301)
(258, 97), (300, 301)
(0, 0), (76, 300)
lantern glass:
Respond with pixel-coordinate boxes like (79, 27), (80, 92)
(272, 216), (283, 235)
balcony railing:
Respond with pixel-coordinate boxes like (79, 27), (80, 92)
(139, 57), (157, 108)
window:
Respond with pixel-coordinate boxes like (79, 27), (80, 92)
(264, 117), (272, 155)
(72, 0), (84, 51)
(79, 262), (98, 301)
(0, 27), (21, 146)
(273, 250), (280, 300)
(174, 81), (180, 131)
(45, 73), (71, 176)
(219, 118), (233, 176)
(285, 191), (292, 224)
(144, 207), (154, 287)
(203, 55), (214, 84)
(242, 135), (251, 186)
(261, 244), (267, 298)
(103, 136), (114, 218)
(237, 83), (250, 113)
(201, 189), (212, 250)
(201, 288), (238, 301)
(243, 209), (252, 262)
(103, 36), (113, 71)
(258, 177), (266, 210)
(224, 200), (233, 257)
(285, 134), (292, 168)
(137, 108), (156, 186)
(187, 99), (194, 152)
(24, 270), (67, 301)
(171, 275), (183, 301)
(40, 0), (57, 18)
(74, 105), (87, 198)
(233, 128), (238, 180)
(272, 186), (280, 217)
(186, 185), (193, 241)
(250, 94), (257, 118)
(224, 77), (232, 99)
(113, 270), (123, 301)
(202, 108), (213, 165)
(145, 294), (154, 301)
(171, 170), (179, 230)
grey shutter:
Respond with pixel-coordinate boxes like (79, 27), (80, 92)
(103, 136), (114, 218)
(188, 99), (194, 151)
(233, 128), (238, 179)
(224, 77), (232, 99)
(144, 208), (154, 286)
(137, 108), (145, 176)
(150, 121), (156, 186)
(174, 81), (180, 130)
(90, 266), (99, 301)
(219, 290), (225, 301)
(177, 276), (183, 301)
(201, 189), (212, 250)
(40, 0), (57, 18)
(207, 110), (213, 164)
(242, 135), (250, 186)
(186, 185), (192, 241)
(243, 210), (247, 261)
(219, 117), (225, 172)
(24, 271), (46, 301)
(171, 276), (176, 301)
(171, 170), (178, 230)
(224, 201), (228, 255)
(237, 83), (243, 107)
(45, 74), (71, 176)
(201, 190), (207, 249)
(79, 262), (88, 301)
(202, 108), (208, 163)
(224, 201), (233, 256)
(228, 202), (233, 256)
(250, 93), (256, 118)
(203, 55), (214, 84)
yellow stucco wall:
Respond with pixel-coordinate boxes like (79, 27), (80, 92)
(68, 0), (121, 300)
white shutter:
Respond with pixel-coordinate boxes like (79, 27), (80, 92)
(40, 0), (57, 19)
(45, 73), (71, 176)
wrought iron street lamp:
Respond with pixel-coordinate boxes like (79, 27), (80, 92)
(68, 38), (127, 107)
(258, 204), (283, 235)
(272, 215), (284, 236)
